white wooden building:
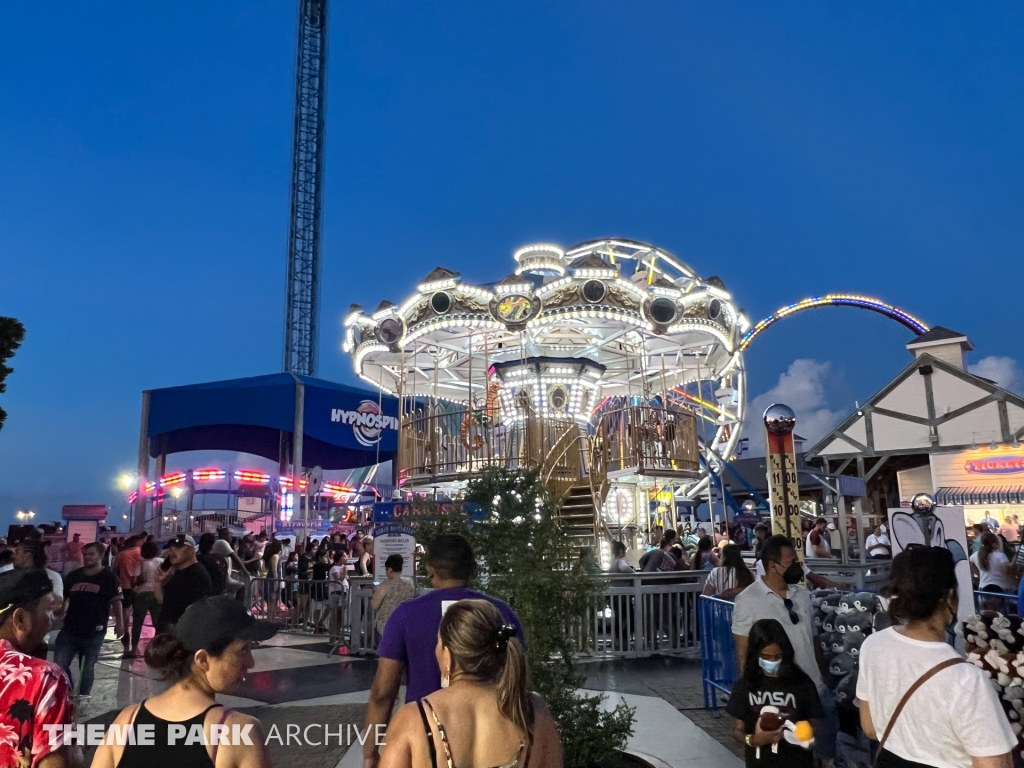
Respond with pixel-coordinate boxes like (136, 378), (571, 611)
(807, 327), (1024, 525)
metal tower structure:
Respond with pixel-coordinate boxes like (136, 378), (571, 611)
(283, 0), (329, 377)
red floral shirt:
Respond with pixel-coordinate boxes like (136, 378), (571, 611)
(0, 639), (74, 768)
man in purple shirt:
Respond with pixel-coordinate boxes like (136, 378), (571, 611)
(361, 534), (522, 768)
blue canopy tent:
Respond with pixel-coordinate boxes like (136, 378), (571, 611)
(135, 373), (398, 522)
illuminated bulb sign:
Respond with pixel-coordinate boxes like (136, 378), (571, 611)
(965, 456), (1024, 475)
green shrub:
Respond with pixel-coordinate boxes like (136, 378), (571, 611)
(413, 467), (635, 768)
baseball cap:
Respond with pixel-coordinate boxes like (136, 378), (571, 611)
(827, 522), (837, 531)
(175, 595), (280, 652)
(166, 534), (196, 549)
(0, 569), (53, 619)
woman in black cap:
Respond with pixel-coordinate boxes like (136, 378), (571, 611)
(92, 595), (278, 768)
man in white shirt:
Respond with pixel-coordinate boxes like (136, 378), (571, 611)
(734, 534), (838, 762)
(865, 523), (891, 559)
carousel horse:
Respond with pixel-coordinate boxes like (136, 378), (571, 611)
(460, 380), (501, 450)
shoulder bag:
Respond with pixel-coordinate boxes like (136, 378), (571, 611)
(872, 656), (968, 768)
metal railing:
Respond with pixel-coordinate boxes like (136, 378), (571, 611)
(975, 589), (1018, 615)
(249, 573), (707, 659)
(399, 404), (578, 484)
(600, 404), (700, 478)
(248, 577), (353, 638)
(399, 403), (702, 485)
(578, 572), (707, 657)
(699, 596), (738, 709)
(801, 559), (892, 591)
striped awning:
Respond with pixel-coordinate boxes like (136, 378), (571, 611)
(935, 487), (1024, 506)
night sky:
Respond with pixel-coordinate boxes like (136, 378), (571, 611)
(1, 2), (1021, 526)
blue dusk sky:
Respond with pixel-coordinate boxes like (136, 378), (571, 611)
(1, 2), (1022, 527)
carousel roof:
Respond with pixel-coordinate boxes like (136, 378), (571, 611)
(342, 239), (749, 411)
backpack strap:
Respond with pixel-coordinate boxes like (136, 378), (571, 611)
(873, 657), (967, 767)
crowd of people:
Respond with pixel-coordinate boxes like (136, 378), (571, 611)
(0, 527), (562, 767)
(13, 509), (1022, 767)
(726, 533), (1017, 768)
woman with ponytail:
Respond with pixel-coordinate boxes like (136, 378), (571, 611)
(379, 599), (562, 768)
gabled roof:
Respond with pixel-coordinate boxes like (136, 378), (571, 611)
(651, 275), (677, 290)
(906, 325), (973, 350)
(705, 275), (728, 291)
(568, 253), (615, 270)
(420, 266), (461, 283)
(807, 352), (1024, 460)
(496, 272), (532, 286)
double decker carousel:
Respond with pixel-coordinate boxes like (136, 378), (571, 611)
(343, 239), (749, 554)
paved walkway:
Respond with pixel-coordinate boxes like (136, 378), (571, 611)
(71, 631), (741, 768)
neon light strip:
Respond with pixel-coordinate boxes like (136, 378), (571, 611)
(132, 469), (358, 497)
(279, 476), (308, 491)
(739, 294), (928, 352)
(670, 388), (736, 421)
(323, 482), (356, 495)
(193, 469), (226, 482)
(159, 472), (187, 487)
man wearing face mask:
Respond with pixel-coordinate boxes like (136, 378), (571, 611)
(733, 535), (839, 765)
(865, 523), (891, 559)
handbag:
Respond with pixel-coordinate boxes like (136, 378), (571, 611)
(872, 657), (968, 768)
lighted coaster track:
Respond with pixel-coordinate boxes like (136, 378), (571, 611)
(739, 294), (929, 352)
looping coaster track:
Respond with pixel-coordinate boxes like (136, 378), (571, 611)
(739, 294), (928, 352)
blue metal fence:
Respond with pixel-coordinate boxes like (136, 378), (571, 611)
(975, 589), (1019, 615)
(699, 595), (738, 710)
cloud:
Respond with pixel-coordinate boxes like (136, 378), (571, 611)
(741, 359), (846, 456)
(969, 356), (1023, 393)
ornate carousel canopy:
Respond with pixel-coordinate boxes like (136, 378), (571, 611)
(343, 239), (749, 493)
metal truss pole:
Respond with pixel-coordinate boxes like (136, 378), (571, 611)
(283, 0), (329, 377)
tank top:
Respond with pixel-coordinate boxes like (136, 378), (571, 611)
(116, 701), (228, 768)
(416, 698), (523, 768)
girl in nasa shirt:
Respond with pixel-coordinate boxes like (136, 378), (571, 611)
(726, 619), (822, 768)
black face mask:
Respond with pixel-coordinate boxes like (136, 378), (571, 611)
(944, 598), (959, 637)
(781, 562), (804, 584)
